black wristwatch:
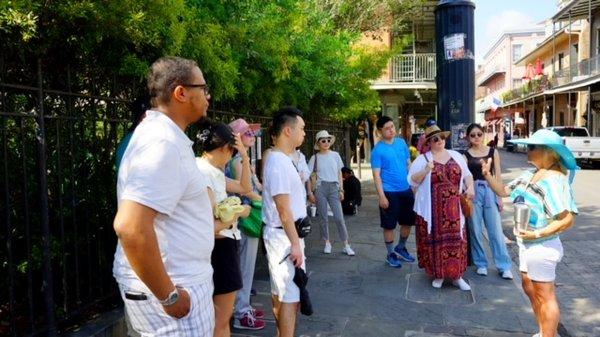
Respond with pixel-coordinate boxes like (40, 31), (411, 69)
(159, 287), (180, 306)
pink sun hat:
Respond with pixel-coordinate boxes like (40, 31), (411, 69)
(228, 118), (261, 136)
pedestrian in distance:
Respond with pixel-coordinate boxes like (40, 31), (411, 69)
(408, 124), (475, 290)
(225, 118), (267, 331)
(464, 123), (513, 280)
(481, 129), (578, 337)
(341, 167), (362, 216)
(371, 116), (416, 268)
(307, 130), (355, 256)
(112, 56), (215, 336)
(262, 106), (308, 337)
(195, 120), (254, 337)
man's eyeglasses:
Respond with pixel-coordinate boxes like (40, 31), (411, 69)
(469, 132), (483, 138)
(182, 83), (210, 96)
(319, 138), (332, 144)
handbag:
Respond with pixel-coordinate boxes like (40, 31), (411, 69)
(239, 200), (263, 238)
(425, 153), (472, 218)
(294, 217), (312, 238)
(460, 194), (473, 218)
(309, 153), (318, 192)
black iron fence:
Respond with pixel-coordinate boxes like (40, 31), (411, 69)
(0, 62), (348, 336)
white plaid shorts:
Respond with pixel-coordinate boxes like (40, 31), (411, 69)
(119, 280), (214, 337)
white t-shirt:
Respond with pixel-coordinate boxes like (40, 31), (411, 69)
(113, 110), (214, 291)
(196, 157), (227, 202)
(308, 151), (343, 184)
(290, 150), (310, 183)
(262, 151), (307, 230)
(195, 157), (240, 240)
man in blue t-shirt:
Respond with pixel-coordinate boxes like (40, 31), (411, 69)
(371, 116), (416, 268)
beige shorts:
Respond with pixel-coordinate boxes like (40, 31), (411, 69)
(263, 227), (306, 303)
(518, 237), (563, 282)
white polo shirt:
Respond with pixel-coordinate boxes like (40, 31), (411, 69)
(262, 151), (307, 230)
(113, 110), (214, 292)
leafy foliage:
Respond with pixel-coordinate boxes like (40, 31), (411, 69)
(0, 0), (420, 121)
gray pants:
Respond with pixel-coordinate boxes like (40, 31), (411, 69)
(234, 231), (259, 319)
(315, 181), (349, 242)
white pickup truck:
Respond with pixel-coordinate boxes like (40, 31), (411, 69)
(545, 126), (600, 167)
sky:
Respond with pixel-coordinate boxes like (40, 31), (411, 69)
(474, 0), (559, 65)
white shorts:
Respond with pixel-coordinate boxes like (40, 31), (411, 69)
(518, 237), (563, 282)
(119, 279), (214, 336)
(263, 226), (306, 303)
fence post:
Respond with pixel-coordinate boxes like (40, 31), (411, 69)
(344, 127), (351, 166)
(35, 58), (56, 335)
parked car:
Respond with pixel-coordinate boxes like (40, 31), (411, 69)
(545, 126), (600, 167)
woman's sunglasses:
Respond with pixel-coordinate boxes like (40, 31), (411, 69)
(527, 144), (540, 151)
(430, 136), (445, 143)
(243, 130), (256, 137)
(319, 138), (332, 144)
(469, 132), (483, 138)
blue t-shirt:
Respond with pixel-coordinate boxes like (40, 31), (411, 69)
(371, 138), (411, 192)
(508, 170), (578, 244)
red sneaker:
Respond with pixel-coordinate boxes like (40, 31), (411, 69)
(233, 312), (266, 330)
(249, 308), (265, 319)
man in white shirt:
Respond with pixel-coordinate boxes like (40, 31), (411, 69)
(112, 56), (214, 336)
(262, 107), (307, 337)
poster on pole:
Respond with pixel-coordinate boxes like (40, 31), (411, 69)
(450, 123), (469, 153)
(444, 33), (466, 60)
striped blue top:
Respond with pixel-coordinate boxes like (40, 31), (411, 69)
(508, 170), (578, 244)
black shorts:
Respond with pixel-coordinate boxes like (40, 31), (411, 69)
(379, 189), (416, 229)
(211, 238), (242, 295)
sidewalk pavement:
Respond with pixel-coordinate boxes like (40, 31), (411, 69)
(233, 163), (542, 337)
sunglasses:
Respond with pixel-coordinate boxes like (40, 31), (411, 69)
(243, 130), (256, 137)
(319, 138), (332, 144)
(431, 136), (445, 143)
(469, 132), (483, 138)
(527, 144), (540, 151)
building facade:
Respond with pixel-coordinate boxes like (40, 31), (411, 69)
(368, 1), (437, 139)
(476, 28), (546, 142)
(493, 0), (600, 138)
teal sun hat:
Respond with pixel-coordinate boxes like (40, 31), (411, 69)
(509, 129), (578, 170)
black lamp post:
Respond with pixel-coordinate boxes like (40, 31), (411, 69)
(435, 0), (476, 151)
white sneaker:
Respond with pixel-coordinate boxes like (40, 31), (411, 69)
(476, 267), (488, 276)
(324, 242), (332, 254)
(343, 245), (355, 256)
(501, 270), (514, 280)
(532, 333), (540, 337)
(432, 278), (444, 288)
(452, 278), (471, 291)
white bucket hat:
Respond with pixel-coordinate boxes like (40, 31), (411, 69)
(314, 130), (336, 150)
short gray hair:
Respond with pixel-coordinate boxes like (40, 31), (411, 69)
(147, 57), (199, 105)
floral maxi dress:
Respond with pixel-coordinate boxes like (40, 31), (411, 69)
(415, 158), (468, 279)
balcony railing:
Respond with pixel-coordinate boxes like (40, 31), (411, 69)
(501, 74), (551, 103)
(390, 53), (436, 82)
(552, 54), (600, 87)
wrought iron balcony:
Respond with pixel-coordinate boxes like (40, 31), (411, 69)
(389, 53), (436, 82)
(552, 54), (600, 87)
